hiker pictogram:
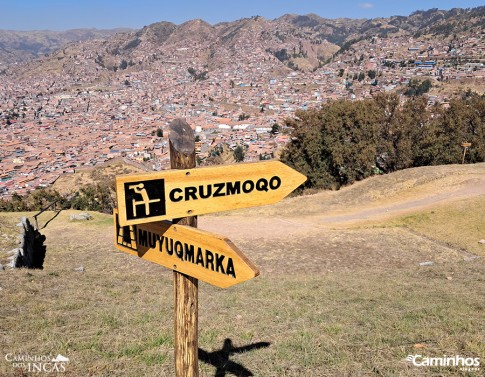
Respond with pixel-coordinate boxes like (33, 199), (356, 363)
(122, 178), (167, 221)
(129, 183), (161, 217)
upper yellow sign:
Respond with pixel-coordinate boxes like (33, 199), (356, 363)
(115, 161), (307, 226)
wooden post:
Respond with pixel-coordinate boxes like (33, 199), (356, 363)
(169, 119), (199, 377)
(461, 142), (471, 164)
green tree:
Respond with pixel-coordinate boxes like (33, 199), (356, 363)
(271, 123), (280, 135)
(427, 95), (485, 164)
(6, 193), (28, 211)
(29, 188), (65, 211)
(323, 99), (380, 185)
(119, 59), (128, 70)
(374, 93), (419, 172)
(281, 110), (337, 189)
(367, 70), (376, 80)
(156, 128), (163, 137)
(404, 79), (432, 97)
(233, 145), (245, 162)
(280, 93), (485, 192)
(464, 94), (485, 162)
(70, 183), (115, 213)
(281, 98), (381, 188)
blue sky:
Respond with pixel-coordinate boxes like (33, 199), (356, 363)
(1, 0), (483, 31)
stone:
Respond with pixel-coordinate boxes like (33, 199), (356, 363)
(70, 212), (93, 221)
(478, 239), (485, 245)
(74, 266), (85, 273)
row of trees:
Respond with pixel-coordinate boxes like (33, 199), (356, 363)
(281, 92), (485, 190)
(0, 183), (116, 213)
(338, 69), (377, 81)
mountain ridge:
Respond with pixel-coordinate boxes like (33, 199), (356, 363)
(0, 27), (133, 64)
(0, 6), (483, 100)
(1, 6), (483, 68)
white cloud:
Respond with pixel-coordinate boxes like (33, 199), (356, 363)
(359, 3), (374, 9)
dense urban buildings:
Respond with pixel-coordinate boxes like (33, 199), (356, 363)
(1, 9), (483, 198)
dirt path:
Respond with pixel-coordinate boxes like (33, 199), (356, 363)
(199, 174), (485, 240)
(316, 177), (485, 225)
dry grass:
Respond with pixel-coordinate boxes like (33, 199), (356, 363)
(431, 78), (485, 97)
(384, 197), (485, 257)
(1, 163), (484, 376)
(224, 163), (485, 219)
(52, 160), (146, 195)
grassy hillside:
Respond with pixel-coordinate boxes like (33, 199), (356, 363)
(1, 164), (484, 376)
(52, 159), (147, 195)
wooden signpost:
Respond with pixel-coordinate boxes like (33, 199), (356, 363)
(113, 118), (307, 376)
(461, 142), (471, 164)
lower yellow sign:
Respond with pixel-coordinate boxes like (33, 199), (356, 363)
(113, 209), (259, 288)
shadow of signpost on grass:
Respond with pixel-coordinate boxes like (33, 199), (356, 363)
(198, 338), (271, 377)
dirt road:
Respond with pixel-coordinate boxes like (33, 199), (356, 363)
(200, 165), (485, 239)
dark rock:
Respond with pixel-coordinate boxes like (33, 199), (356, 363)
(12, 217), (46, 269)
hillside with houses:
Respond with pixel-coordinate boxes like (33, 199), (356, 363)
(0, 6), (484, 199)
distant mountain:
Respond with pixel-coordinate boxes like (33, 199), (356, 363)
(2, 6), (483, 79)
(410, 6), (485, 37)
(0, 28), (132, 64)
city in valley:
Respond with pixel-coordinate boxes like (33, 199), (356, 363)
(0, 8), (483, 198)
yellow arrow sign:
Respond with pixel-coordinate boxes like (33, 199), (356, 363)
(115, 161), (306, 226)
(114, 210), (259, 288)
